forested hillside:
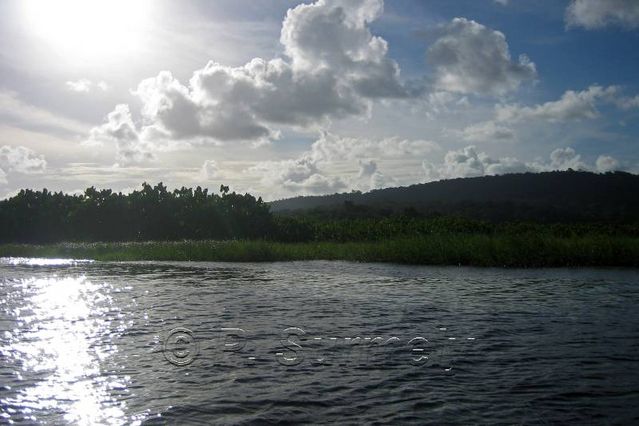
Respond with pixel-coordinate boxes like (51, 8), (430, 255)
(2, 171), (638, 244)
(269, 171), (639, 223)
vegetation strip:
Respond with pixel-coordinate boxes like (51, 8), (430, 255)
(1, 235), (638, 267)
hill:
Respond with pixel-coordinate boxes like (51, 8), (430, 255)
(269, 171), (639, 223)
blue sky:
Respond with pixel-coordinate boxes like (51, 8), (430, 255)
(0, 0), (638, 199)
(380, 1), (639, 89)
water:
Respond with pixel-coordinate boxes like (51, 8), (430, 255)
(1, 258), (638, 425)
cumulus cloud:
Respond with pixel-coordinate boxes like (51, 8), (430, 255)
(200, 160), (219, 180)
(89, 0), (541, 166)
(309, 131), (439, 162)
(358, 159), (378, 178)
(0, 145), (47, 174)
(250, 155), (347, 195)
(0, 145), (47, 185)
(439, 146), (489, 178)
(596, 155), (619, 172)
(253, 138), (623, 195)
(422, 145), (595, 181)
(353, 159), (396, 191)
(566, 0), (639, 30)
(66, 79), (109, 92)
(548, 147), (587, 170)
(290, 173), (348, 194)
(427, 18), (537, 95)
(89, 0), (413, 162)
(135, 68), (274, 142)
(86, 104), (154, 165)
(496, 85), (619, 122)
(281, 0), (408, 98)
(248, 131), (434, 196)
(482, 156), (533, 175)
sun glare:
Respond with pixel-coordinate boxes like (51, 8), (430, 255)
(22, 0), (151, 63)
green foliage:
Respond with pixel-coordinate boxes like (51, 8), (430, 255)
(269, 214), (639, 243)
(0, 183), (273, 243)
(271, 171), (639, 224)
(1, 179), (638, 268)
(1, 181), (638, 247)
(1, 235), (637, 267)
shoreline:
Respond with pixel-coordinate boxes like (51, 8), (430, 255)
(0, 236), (637, 267)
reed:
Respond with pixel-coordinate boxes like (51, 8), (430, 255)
(1, 234), (637, 267)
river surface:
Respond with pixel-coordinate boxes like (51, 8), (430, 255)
(0, 258), (638, 424)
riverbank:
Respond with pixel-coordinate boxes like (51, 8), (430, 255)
(1, 235), (638, 267)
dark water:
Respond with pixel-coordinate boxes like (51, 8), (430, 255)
(1, 258), (638, 425)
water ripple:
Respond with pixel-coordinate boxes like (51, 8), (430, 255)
(1, 260), (638, 424)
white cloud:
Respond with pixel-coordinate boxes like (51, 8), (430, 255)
(548, 147), (586, 170)
(353, 159), (396, 191)
(427, 17), (537, 95)
(86, 1), (544, 172)
(250, 155), (347, 196)
(309, 131), (439, 162)
(483, 156), (532, 175)
(66, 79), (92, 93)
(200, 160), (219, 180)
(281, 0), (407, 98)
(86, 104), (154, 165)
(358, 159), (378, 178)
(596, 155), (619, 172)
(247, 131), (435, 196)
(566, 0), (639, 30)
(0, 145), (47, 174)
(422, 145), (596, 181)
(494, 0), (509, 5)
(289, 173), (348, 194)
(496, 85), (619, 122)
(461, 120), (515, 142)
(90, 0), (411, 159)
(187, 58), (365, 136)
(426, 146), (496, 179)
(66, 79), (109, 93)
(0, 145), (47, 185)
(81, 1), (638, 183)
(616, 95), (639, 110)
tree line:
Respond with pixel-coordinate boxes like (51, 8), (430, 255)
(1, 180), (638, 244)
(0, 183), (272, 243)
(270, 171), (639, 223)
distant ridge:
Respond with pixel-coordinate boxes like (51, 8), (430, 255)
(269, 171), (639, 222)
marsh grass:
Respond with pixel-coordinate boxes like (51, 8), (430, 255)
(0, 234), (637, 267)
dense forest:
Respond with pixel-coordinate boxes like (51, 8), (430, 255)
(1, 171), (638, 244)
(270, 171), (639, 223)
(0, 183), (273, 243)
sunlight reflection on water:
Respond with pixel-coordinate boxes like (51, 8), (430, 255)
(1, 258), (93, 267)
(1, 260), (639, 424)
(1, 274), (132, 425)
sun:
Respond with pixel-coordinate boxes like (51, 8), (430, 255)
(22, 0), (151, 63)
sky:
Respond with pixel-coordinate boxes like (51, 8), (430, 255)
(0, 0), (638, 200)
